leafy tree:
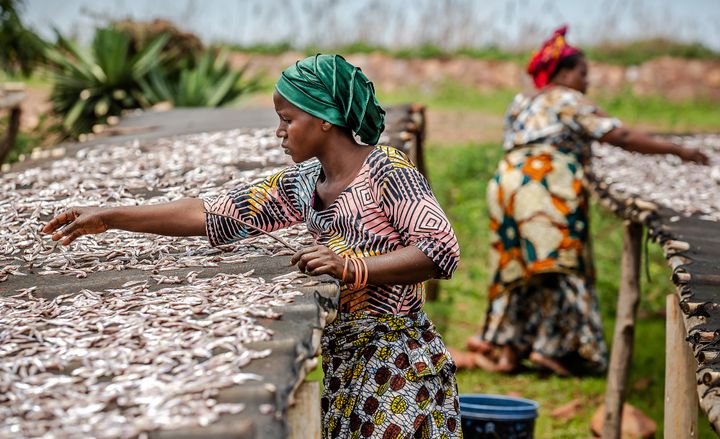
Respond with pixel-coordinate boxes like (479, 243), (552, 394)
(0, 0), (46, 76)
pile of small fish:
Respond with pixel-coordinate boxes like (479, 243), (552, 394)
(592, 134), (720, 220)
(0, 128), (313, 283)
(1, 271), (305, 438)
(1, 129), (320, 437)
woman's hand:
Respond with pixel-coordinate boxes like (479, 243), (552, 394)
(676, 146), (710, 165)
(291, 245), (344, 279)
(42, 207), (109, 245)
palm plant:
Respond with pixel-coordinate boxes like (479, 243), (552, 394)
(44, 27), (169, 137)
(139, 49), (261, 108)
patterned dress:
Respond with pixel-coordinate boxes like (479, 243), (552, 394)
(482, 86), (621, 372)
(204, 145), (462, 438)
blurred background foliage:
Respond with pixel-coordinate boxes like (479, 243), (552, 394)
(1, 2), (260, 140)
(0, 0), (47, 76)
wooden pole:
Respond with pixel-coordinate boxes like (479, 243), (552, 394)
(0, 105), (21, 164)
(664, 293), (699, 439)
(602, 221), (643, 439)
(288, 381), (321, 439)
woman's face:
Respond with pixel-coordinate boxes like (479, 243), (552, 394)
(273, 91), (325, 163)
(555, 57), (589, 94)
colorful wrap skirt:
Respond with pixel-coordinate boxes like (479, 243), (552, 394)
(483, 144), (607, 371)
(481, 272), (608, 373)
(320, 311), (462, 439)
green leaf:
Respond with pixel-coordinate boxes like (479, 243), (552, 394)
(93, 27), (130, 85)
(206, 70), (239, 107)
(131, 33), (170, 79)
(63, 97), (87, 132)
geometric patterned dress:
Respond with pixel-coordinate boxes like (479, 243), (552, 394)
(482, 86), (621, 372)
(204, 145), (463, 438)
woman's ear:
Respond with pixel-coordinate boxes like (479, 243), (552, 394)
(321, 120), (332, 132)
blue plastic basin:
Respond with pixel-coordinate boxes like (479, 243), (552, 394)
(459, 394), (539, 438)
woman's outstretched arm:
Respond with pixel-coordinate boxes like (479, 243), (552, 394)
(42, 198), (206, 245)
(599, 127), (709, 164)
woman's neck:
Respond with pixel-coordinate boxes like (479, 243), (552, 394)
(316, 136), (371, 183)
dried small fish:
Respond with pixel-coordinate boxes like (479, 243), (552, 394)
(1, 129), (314, 283)
(0, 272), (297, 437)
(0, 128), (325, 438)
(592, 134), (720, 220)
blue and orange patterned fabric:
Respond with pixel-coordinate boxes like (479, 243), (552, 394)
(204, 145), (460, 316)
(487, 85), (621, 300)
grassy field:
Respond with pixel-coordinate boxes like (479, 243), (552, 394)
(379, 80), (720, 133)
(227, 39), (720, 66)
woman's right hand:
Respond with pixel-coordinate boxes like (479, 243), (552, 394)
(42, 207), (110, 245)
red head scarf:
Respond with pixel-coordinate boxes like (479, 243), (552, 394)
(526, 25), (580, 89)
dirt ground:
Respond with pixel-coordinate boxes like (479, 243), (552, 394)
(19, 85), (52, 130)
(425, 109), (503, 145)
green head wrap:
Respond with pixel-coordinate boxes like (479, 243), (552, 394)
(275, 54), (386, 145)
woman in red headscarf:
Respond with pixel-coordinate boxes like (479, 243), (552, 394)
(459, 26), (708, 376)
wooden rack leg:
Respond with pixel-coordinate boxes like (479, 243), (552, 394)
(603, 221), (643, 439)
(665, 293), (699, 439)
(0, 105), (21, 164)
(288, 381), (321, 439)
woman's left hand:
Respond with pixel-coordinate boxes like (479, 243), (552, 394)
(291, 245), (344, 279)
(676, 146), (710, 165)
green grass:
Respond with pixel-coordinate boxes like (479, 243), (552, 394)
(378, 81), (518, 114)
(379, 81), (720, 133)
(585, 38), (720, 66)
(421, 141), (714, 438)
(226, 39), (719, 66)
(597, 91), (720, 133)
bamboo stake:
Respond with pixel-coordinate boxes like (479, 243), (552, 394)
(603, 221), (643, 439)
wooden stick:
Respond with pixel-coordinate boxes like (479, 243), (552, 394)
(665, 293), (699, 439)
(699, 350), (720, 363)
(205, 209), (297, 252)
(703, 371), (720, 388)
(0, 105), (21, 165)
(603, 221), (643, 439)
(679, 301), (711, 316)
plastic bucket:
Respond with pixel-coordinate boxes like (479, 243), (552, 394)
(459, 394), (539, 439)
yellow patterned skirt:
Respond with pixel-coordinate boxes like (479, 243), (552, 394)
(320, 311), (462, 438)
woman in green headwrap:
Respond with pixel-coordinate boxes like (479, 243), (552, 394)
(44, 54), (463, 438)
